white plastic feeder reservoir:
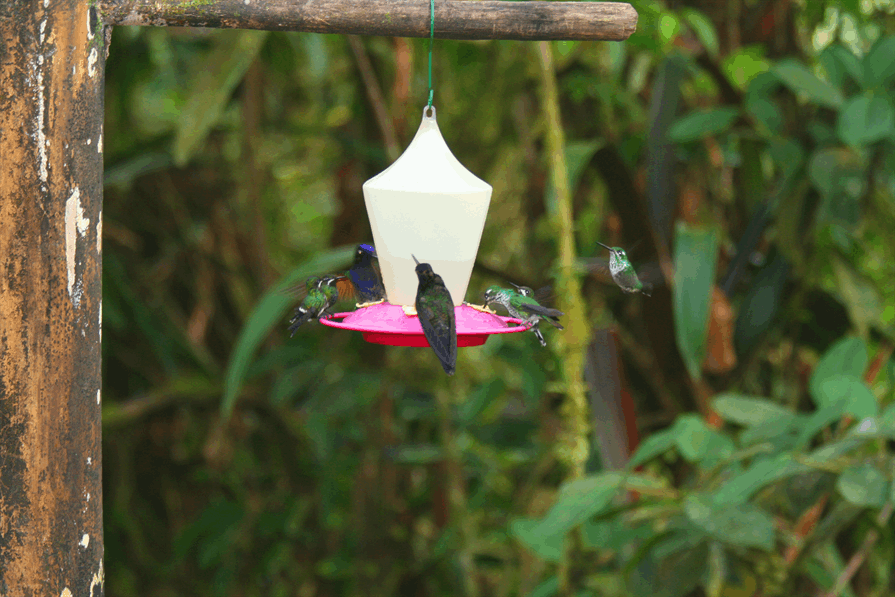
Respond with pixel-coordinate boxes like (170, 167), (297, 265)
(362, 106), (492, 306)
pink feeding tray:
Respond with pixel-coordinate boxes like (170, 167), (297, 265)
(320, 302), (527, 347)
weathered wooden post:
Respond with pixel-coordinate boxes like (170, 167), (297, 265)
(0, 0), (106, 594)
(1, 1), (635, 594)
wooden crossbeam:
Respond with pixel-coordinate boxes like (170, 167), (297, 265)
(100, 0), (638, 41)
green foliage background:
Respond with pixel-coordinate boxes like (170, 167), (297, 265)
(102, 1), (895, 595)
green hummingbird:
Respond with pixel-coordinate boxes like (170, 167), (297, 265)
(483, 285), (564, 347)
(288, 275), (342, 336)
(413, 255), (457, 375)
(596, 242), (653, 296)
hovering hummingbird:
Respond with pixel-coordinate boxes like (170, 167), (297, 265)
(349, 243), (385, 303)
(596, 242), (653, 297)
(288, 275), (341, 336)
(413, 255), (457, 375)
(483, 285), (564, 347)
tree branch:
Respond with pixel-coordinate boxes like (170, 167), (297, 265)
(100, 0), (637, 41)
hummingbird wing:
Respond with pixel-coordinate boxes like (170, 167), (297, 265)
(517, 303), (565, 329)
(417, 287), (457, 375)
(322, 274), (356, 302)
(582, 258), (664, 287)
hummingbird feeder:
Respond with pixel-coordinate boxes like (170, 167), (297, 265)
(320, 106), (527, 346)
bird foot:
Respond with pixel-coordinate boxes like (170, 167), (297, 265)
(356, 299), (386, 309)
(465, 302), (496, 314)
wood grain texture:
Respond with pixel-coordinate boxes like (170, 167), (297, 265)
(0, 1), (105, 594)
(101, 0), (638, 41)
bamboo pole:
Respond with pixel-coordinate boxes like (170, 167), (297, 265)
(0, 0), (106, 594)
(99, 0), (637, 41)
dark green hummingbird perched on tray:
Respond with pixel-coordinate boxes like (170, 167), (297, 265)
(596, 241), (653, 296)
(412, 255), (457, 375)
(288, 275), (342, 336)
(483, 284), (564, 347)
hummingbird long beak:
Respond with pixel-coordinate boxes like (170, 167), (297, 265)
(596, 242), (613, 251)
(411, 254), (420, 265)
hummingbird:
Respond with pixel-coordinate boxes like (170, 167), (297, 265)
(483, 285), (564, 347)
(288, 275), (341, 336)
(413, 255), (457, 375)
(349, 243), (386, 303)
(596, 242), (653, 296)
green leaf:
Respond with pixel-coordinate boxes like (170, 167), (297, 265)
(544, 140), (603, 215)
(673, 222), (719, 379)
(538, 473), (624, 536)
(510, 518), (564, 562)
(795, 405), (849, 448)
(172, 30), (270, 166)
(820, 45), (864, 88)
(456, 379), (505, 425)
(684, 494), (775, 550)
(836, 96), (895, 147)
(879, 403), (895, 439)
(814, 374), (877, 419)
(714, 454), (810, 505)
(773, 59), (844, 109)
(629, 428), (677, 468)
(668, 107), (739, 143)
(221, 246), (355, 418)
(670, 414), (733, 464)
(680, 8), (719, 58)
(836, 463), (889, 507)
(809, 337), (868, 399)
(712, 394), (794, 427)
(863, 35), (895, 89)
(831, 256), (884, 337)
(384, 444), (443, 464)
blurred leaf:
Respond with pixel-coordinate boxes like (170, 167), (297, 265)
(628, 427), (677, 468)
(712, 394), (793, 427)
(629, 534), (708, 597)
(539, 473), (624, 536)
(836, 463), (889, 507)
(831, 256), (884, 336)
(714, 454), (811, 505)
(680, 8), (719, 58)
(836, 96), (895, 147)
(544, 140), (603, 215)
(673, 222), (719, 379)
(773, 59), (844, 109)
(670, 414), (733, 464)
(221, 246), (355, 418)
(510, 518), (564, 562)
(814, 374), (877, 419)
(668, 108), (739, 143)
(723, 45), (769, 89)
(863, 35), (895, 89)
(820, 45), (864, 88)
(172, 30), (269, 166)
(383, 444), (443, 464)
(530, 576), (560, 597)
(809, 336), (868, 400)
(684, 494), (775, 550)
(795, 405), (851, 448)
(457, 379), (506, 425)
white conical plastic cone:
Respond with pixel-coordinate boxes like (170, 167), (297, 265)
(363, 106), (492, 306)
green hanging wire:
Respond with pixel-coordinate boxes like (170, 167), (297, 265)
(427, 0), (435, 109)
